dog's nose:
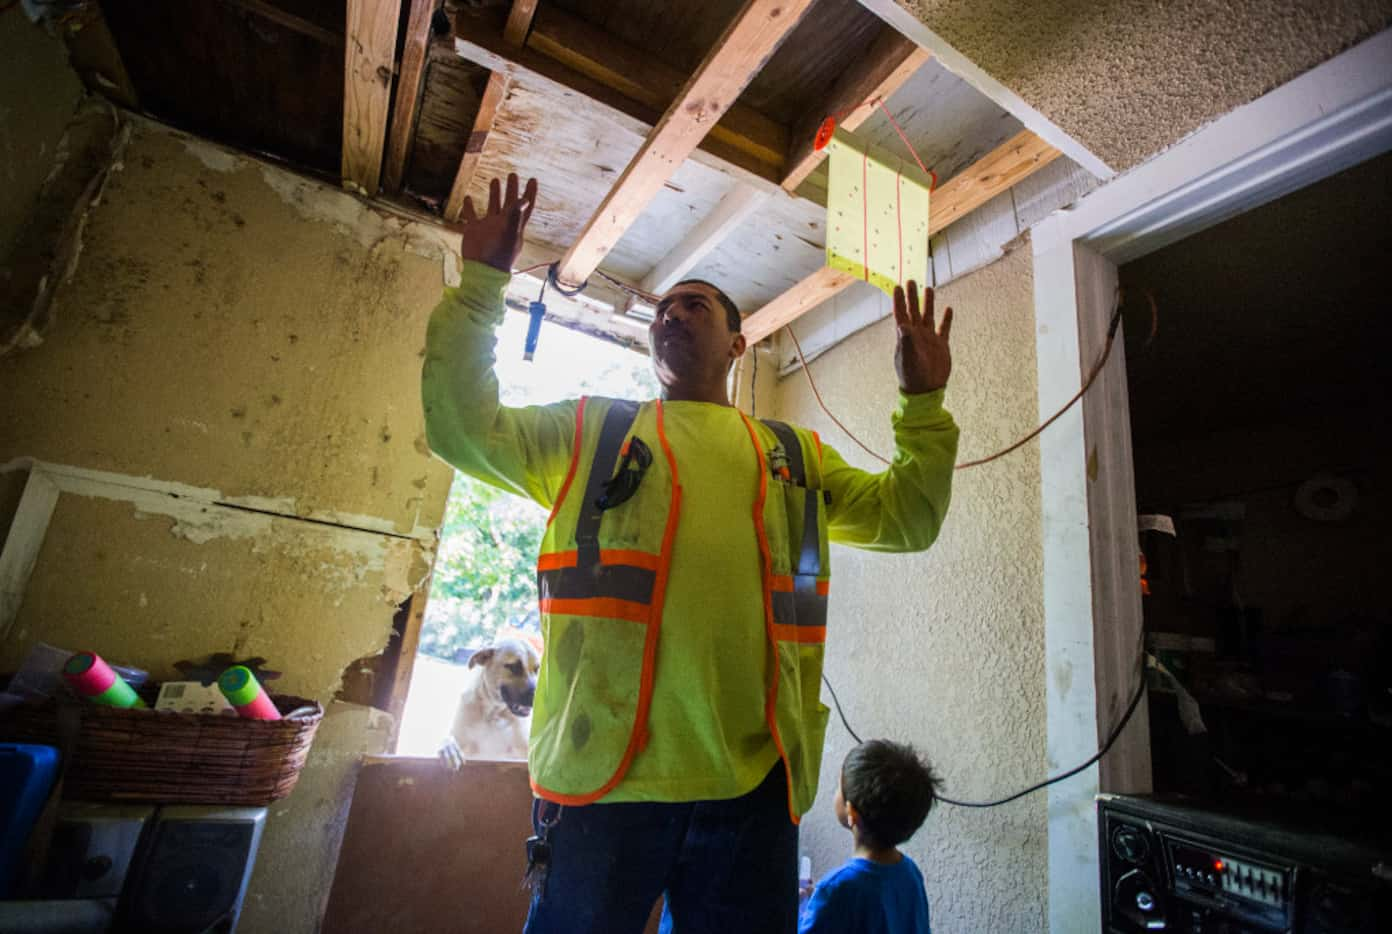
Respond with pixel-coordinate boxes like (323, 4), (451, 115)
(521, 681), (536, 706)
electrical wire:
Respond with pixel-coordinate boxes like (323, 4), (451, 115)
(786, 289), (1157, 472)
(821, 645), (1150, 809)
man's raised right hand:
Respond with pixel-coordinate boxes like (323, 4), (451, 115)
(452, 173), (538, 273)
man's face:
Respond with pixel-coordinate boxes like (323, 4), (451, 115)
(649, 282), (740, 389)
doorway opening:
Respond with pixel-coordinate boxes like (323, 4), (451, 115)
(1122, 150), (1391, 830)
(394, 312), (658, 756)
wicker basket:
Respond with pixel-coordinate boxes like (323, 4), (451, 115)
(0, 690), (323, 806)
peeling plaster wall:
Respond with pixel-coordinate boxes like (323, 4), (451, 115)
(0, 120), (459, 933)
(898, 0), (1392, 170)
(774, 246), (1047, 930)
(0, 12), (83, 261)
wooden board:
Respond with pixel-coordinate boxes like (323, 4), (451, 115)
(404, 49), (492, 205)
(551, 0), (746, 79)
(782, 25), (931, 192)
(554, 0), (819, 287)
(444, 72), (511, 222)
(450, 4), (785, 188)
(504, 0), (541, 46)
(343, 0), (403, 195)
(640, 184), (769, 294)
(527, 4), (788, 176)
(322, 758), (664, 933)
(382, 0), (438, 193)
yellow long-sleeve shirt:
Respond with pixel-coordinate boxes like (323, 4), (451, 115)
(422, 261), (959, 803)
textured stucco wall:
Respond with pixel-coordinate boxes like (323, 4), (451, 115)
(898, 0), (1392, 170)
(774, 246), (1047, 931)
(0, 121), (458, 933)
(0, 12), (84, 261)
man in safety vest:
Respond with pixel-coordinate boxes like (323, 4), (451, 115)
(422, 174), (959, 934)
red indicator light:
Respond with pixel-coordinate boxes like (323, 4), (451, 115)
(1214, 860), (1225, 872)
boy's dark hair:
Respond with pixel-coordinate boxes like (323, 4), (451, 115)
(841, 740), (943, 850)
(673, 279), (742, 333)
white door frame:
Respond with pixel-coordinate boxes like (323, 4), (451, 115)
(1030, 29), (1392, 933)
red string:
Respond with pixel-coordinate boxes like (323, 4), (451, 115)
(876, 100), (937, 191)
(861, 150), (870, 282)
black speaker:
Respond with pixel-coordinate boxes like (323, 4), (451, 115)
(116, 805), (265, 934)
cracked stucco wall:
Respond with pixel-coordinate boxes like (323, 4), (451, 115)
(899, 0), (1392, 170)
(0, 119), (458, 933)
(774, 245), (1047, 931)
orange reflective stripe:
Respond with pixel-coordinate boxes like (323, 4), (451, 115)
(772, 623), (827, 644)
(537, 549), (662, 572)
(816, 579), (830, 596)
(539, 597), (650, 624)
(811, 430), (824, 467)
(738, 410), (799, 826)
(546, 397), (589, 529)
(771, 575), (794, 592)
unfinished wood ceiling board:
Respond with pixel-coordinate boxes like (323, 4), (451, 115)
(554, 0), (819, 287)
(782, 25), (932, 192)
(596, 163), (746, 285)
(525, 4), (789, 178)
(403, 48), (492, 206)
(449, 3), (788, 187)
(504, 0), (541, 45)
(343, 0), (403, 195)
(738, 0), (886, 125)
(381, 0), (439, 193)
(793, 55), (1026, 205)
(460, 75), (648, 261)
(641, 184), (771, 295)
(100, 0), (344, 175)
(891, 0), (1392, 171)
(550, 0), (749, 78)
(684, 189), (830, 314)
(443, 71), (511, 222)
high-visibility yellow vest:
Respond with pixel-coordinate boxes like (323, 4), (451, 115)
(528, 396), (832, 822)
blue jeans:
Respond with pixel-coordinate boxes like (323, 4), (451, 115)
(523, 766), (799, 934)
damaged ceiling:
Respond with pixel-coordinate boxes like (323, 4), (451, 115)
(41, 0), (1388, 358)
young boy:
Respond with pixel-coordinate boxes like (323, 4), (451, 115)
(799, 740), (942, 934)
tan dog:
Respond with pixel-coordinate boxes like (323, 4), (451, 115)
(439, 638), (540, 768)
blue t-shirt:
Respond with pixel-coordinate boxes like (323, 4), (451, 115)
(799, 855), (931, 934)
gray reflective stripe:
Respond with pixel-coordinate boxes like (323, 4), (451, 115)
(574, 399), (641, 570)
(538, 563), (656, 604)
(772, 588), (828, 631)
(762, 419), (825, 629)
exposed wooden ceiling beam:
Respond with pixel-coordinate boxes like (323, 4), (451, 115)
(555, 0), (817, 288)
(343, 0), (403, 196)
(449, 5), (788, 191)
(381, 0), (438, 194)
(641, 185), (769, 295)
(218, 0), (343, 47)
(782, 27), (930, 193)
(527, 6), (788, 178)
(503, 0), (540, 46)
(443, 71), (510, 222)
(440, 0), (536, 220)
(743, 129), (1063, 343)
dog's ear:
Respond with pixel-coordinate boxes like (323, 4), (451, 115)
(468, 647), (496, 669)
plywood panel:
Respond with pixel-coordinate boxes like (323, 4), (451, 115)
(552, 0), (746, 78)
(685, 192), (827, 313)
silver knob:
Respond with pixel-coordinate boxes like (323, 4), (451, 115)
(1137, 891), (1155, 912)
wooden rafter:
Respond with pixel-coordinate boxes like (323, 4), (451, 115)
(742, 130), (1063, 343)
(527, 6), (788, 177)
(382, 0), (438, 194)
(442, 0), (538, 221)
(443, 72), (511, 222)
(641, 185), (769, 295)
(449, 4), (788, 190)
(503, 0), (540, 46)
(782, 27), (930, 193)
(554, 0), (817, 288)
(218, 0), (343, 47)
(343, 0), (403, 196)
